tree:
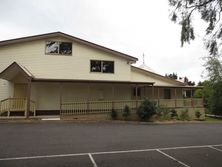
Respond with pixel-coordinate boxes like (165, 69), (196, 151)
(204, 56), (222, 83)
(205, 57), (222, 115)
(169, 0), (222, 56)
(168, 0), (222, 114)
(165, 73), (178, 79)
(183, 76), (195, 86)
(166, 73), (195, 85)
(209, 81), (222, 115)
(122, 105), (130, 120)
(194, 80), (212, 108)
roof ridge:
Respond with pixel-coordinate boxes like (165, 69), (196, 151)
(0, 32), (138, 62)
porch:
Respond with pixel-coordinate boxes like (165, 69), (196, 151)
(60, 98), (204, 116)
(0, 97), (204, 119)
(0, 98), (36, 118)
(0, 62), (204, 119)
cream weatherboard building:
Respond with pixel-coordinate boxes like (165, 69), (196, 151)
(0, 32), (203, 119)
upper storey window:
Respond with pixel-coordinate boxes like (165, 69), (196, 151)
(90, 60), (114, 73)
(45, 41), (72, 55)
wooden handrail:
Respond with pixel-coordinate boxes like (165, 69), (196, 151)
(0, 97), (36, 117)
(60, 98), (204, 116)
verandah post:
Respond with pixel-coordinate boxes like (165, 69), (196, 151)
(157, 87), (160, 107)
(135, 85), (138, 110)
(112, 84), (114, 109)
(26, 81), (31, 119)
(87, 83), (90, 112)
(59, 82), (62, 115)
(202, 87), (204, 107)
(174, 88), (177, 108)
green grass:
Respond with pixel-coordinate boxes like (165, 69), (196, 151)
(205, 116), (222, 122)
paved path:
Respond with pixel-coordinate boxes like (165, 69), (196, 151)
(0, 122), (222, 167)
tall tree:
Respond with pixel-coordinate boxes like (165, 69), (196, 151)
(169, 0), (222, 56)
(169, 0), (222, 115)
(205, 56), (222, 115)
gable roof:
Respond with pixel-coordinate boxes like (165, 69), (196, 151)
(0, 32), (138, 63)
(131, 66), (186, 86)
(0, 62), (34, 81)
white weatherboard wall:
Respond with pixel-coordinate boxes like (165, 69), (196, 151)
(0, 36), (132, 102)
(0, 79), (14, 100)
(0, 37), (131, 81)
(31, 83), (132, 110)
(31, 83), (60, 110)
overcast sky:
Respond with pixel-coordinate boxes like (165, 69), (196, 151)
(0, 0), (208, 83)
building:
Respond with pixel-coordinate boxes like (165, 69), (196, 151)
(0, 32), (203, 119)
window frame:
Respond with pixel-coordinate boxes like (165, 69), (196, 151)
(45, 41), (73, 56)
(90, 60), (115, 74)
(133, 87), (141, 97)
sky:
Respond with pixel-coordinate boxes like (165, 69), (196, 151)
(0, 0), (209, 84)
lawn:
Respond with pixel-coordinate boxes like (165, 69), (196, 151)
(205, 116), (222, 122)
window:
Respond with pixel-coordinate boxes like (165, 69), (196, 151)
(133, 87), (141, 97)
(90, 60), (114, 73)
(164, 89), (171, 99)
(91, 60), (101, 72)
(45, 41), (72, 55)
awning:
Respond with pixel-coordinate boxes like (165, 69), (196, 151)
(0, 62), (34, 82)
(0, 62), (154, 85)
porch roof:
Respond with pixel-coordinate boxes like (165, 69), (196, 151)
(154, 85), (204, 89)
(32, 78), (154, 85)
(0, 62), (34, 82)
(0, 62), (154, 85)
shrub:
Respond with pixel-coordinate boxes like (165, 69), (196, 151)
(195, 110), (201, 119)
(122, 105), (130, 120)
(111, 109), (117, 120)
(170, 109), (178, 119)
(179, 109), (190, 121)
(137, 98), (157, 121)
(156, 106), (171, 121)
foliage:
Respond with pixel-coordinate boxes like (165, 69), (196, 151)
(183, 76), (195, 86)
(204, 57), (222, 115)
(169, 0), (222, 56)
(165, 73), (195, 85)
(169, 0), (222, 115)
(170, 109), (178, 118)
(178, 109), (190, 121)
(156, 107), (178, 120)
(208, 81), (222, 115)
(195, 110), (202, 119)
(165, 73), (178, 80)
(196, 80), (212, 108)
(204, 56), (222, 83)
(122, 105), (130, 119)
(137, 98), (157, 121)
(156, 106), (171, 120)
(194, 89), (203, 98)
(111, 109), (117, 120)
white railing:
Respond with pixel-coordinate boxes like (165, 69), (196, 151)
(61, 98), (204, 116)
(0, 98), (36, 117)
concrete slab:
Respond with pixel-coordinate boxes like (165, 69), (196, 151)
(93, 151), (182, 167)
(163, 147), (222, 167)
